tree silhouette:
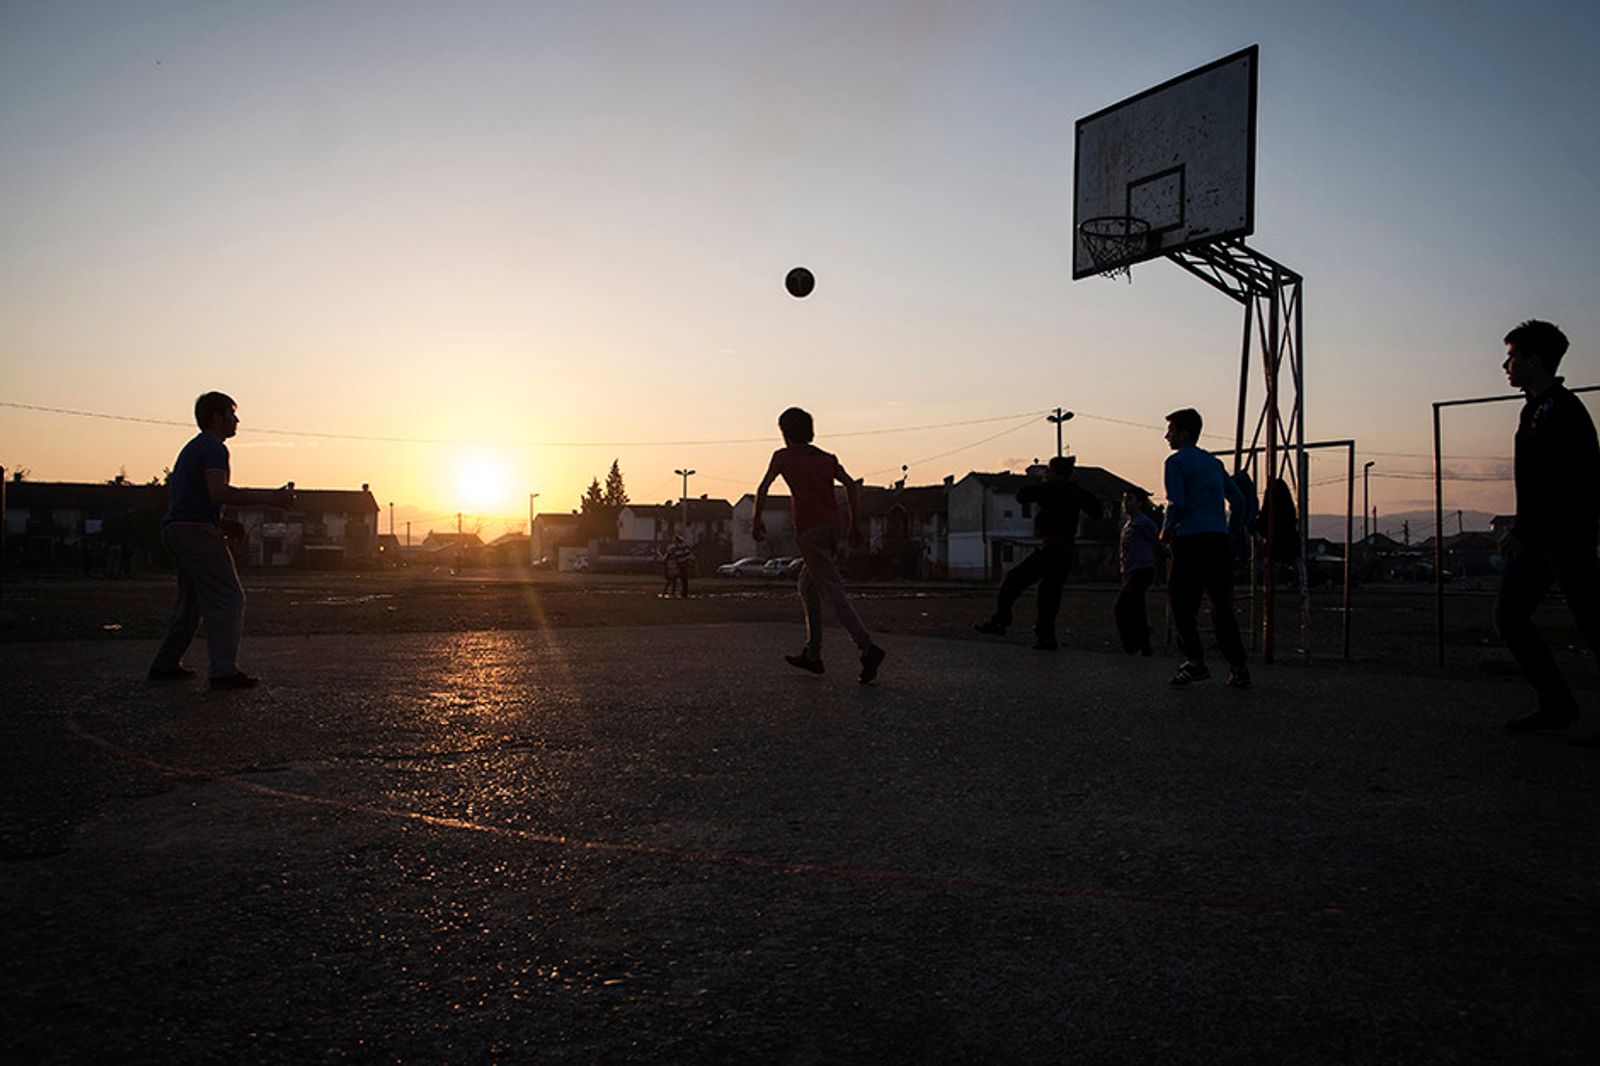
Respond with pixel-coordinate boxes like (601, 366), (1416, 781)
(602, 459), (628, 508)
(579, 477), (610, 539)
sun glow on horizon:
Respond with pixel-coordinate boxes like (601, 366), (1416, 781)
(457, 455), (512, 514)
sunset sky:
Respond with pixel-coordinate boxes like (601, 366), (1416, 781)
(4, 1), (1597, 539)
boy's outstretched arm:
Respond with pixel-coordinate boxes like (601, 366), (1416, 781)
(205, 469), (294, 510)
(1223, 471), (1247, 531)
(837, 464), (864, 546)
(751, 453), (780, 542)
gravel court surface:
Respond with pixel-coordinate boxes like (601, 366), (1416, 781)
(4, 624), (1599, 1062)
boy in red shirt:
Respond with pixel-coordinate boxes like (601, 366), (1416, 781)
(752, 407), (887, 683)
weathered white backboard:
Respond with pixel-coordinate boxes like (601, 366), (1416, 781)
(1073, 45), (1258, 279)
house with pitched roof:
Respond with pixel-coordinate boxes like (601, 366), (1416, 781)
(617, 498), (733, 546)
(947, 465), (1149, 581)
(229, 483), (380, 567)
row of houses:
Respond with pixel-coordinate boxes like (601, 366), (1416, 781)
(7, 470), (1510, 583)
(535, 465), (1149, 581)
(1, 478), (380, 572)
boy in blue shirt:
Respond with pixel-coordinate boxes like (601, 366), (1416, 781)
(1161, 408), (1249, 688)
(148, 391), (293, 689)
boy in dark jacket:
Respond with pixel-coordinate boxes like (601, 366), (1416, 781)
(1494, 320), (1600, 742)
(974, 456), (1103, 650)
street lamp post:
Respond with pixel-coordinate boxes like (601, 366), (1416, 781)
(528, 492), (540, 566)
(1046, 408), (1075, 458)
(1362, 461), (1375, 541)
(674, 468), (696, 537)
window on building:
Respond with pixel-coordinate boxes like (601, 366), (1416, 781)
(1003, 509), (1013, 519)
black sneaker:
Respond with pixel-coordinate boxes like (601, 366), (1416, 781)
(1505, 707), (1578, 732)
(784, 652), (824, 675)
(209, 672), (260, 691)
(147, 666), (196, 682)
(858, 644), (887, 684)
(1225, 667), (1252, 689)
(1168, 661), (1211, 686)
(972, 620), (1007, 636)
(1032, 638), (1059, 651)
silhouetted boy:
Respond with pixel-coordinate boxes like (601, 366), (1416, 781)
(1494, 320), (1600, 742)
(752, 407), (886, 683)
(1161, 409), (1249, 687)
(973, 456), (1102, 650)
(148, 392), (293, 690)
(661, 534), (694, 598)
(1116, 489), (1159, 656)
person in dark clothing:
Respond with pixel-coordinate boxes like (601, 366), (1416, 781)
(148, 391), (294, 690)
(1493, 320), (1600, 743)
(1162, 408), (1250, 688)
(974, 456), (1103, 650)
(1115, 489), (1160, 656)
(660, 535), (695, 598)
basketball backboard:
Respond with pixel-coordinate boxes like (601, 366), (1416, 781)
(1072, 45), (1258, 279)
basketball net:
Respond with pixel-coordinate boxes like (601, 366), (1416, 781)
(1079, 216), (1151, 282)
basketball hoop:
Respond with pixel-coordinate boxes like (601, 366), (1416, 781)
(1078, 215), (1152, 282)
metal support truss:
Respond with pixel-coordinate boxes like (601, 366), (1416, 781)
(1167, 240), (1308, 664)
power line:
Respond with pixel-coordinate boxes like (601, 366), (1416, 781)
(1371, 471), (1510, 482)
(0, 400), (1050, 449)
(864, 415), (1041, 478)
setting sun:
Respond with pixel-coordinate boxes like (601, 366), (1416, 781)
(457, 456), (510, 513)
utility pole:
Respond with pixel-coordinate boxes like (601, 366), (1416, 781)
(528, 492), (540, 566)
(389, 501), (394, 536)
(405, 521), (410, 548)
(1046, 408), (1074, 458)
(1362, 461), (1374, 541)
(674, 468), (695, 538)
(1402, 519), (1409, 547)
(1456, 509), (1463, 535)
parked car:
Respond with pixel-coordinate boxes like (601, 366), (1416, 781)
(1306, 551), (1350, 588)
(716, 556), (768, 577)
(1389, 558), (1449, 583)
(760, 556), (801, 578)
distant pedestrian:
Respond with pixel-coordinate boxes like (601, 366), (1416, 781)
(1161, 408), (1250, 687)
(1493, 320), (1600, 743)
(1115, 489), (1159, 656)
(661, 534), (694, 598)
(660, 547), (678, 598)
(751, 407), (886, 683)
(148, 392), (293, 690)
(973, 456), (1103, 650)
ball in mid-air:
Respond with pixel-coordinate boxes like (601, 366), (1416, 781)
(785, 266), (815, 298)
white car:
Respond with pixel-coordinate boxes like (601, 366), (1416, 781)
(760, 556), (800, 578)
(716, 557), (768, 577)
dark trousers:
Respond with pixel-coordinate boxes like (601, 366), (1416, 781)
(991, 543), (1073, 640)
(151, 523), (246, 679)
(1115, 567), (1155, 655)
(1167, 533), (1246, 669)
(1494, 529), (1600, 713)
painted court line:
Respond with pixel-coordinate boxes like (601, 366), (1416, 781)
(65, 712), (1591, 926)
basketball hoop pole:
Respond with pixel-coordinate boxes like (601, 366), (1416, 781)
(1168, 239), (1308, 664)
